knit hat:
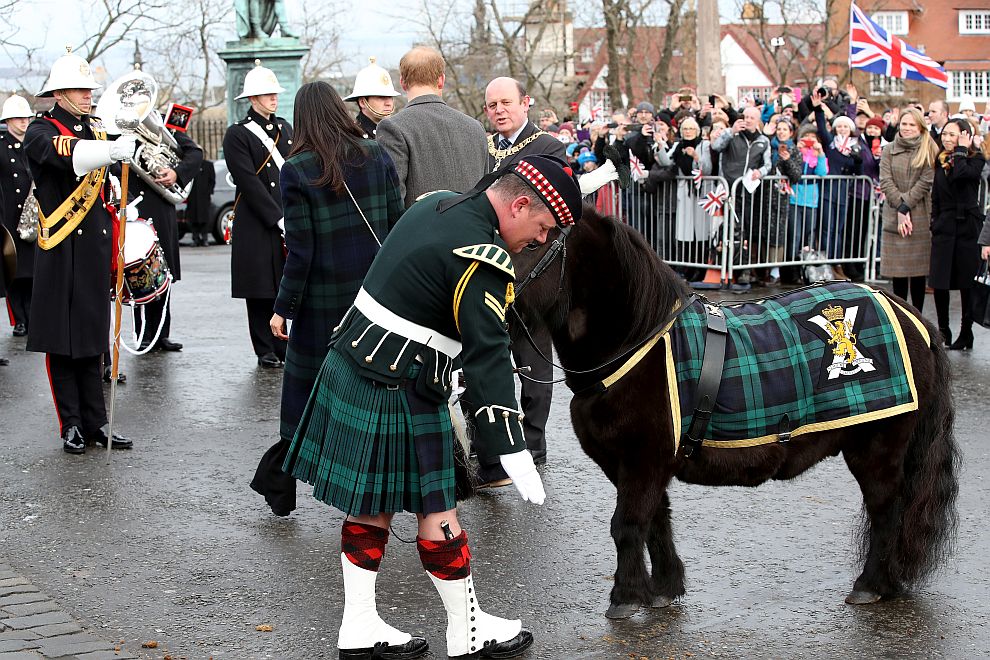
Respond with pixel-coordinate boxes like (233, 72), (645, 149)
(831, 115), (856, 133)
(797, 123), (817, 139)
(865, 116), (886, 132)
(577, 149), (597, 166)
(636, 101), (655, 114)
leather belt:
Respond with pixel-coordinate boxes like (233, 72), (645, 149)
(354, 288), (462, 359)
(681, 303), (728, 458)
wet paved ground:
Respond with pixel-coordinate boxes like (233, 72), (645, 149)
(1, 245), (989, 659)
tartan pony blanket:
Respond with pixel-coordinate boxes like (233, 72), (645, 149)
(663, 282), (929, 452)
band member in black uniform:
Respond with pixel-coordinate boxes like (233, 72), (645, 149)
(187, 160), (215, 246)
(343, 56), (399, 138)
(0, 94), (34, 338)
(23, 48), (136, 453)
(112, 85), (203, 352)
(222, 60), (292, 368)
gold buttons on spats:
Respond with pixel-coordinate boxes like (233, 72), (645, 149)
(502, 411), (510, 419)
(364, 356), (373, 363)
(389, 364), (398, 372)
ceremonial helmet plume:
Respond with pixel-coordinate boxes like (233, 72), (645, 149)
(37, 46), (101, 98)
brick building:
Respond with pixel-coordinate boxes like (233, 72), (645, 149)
(829, 0), (990, 111)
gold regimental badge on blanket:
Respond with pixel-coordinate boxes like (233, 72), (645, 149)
(808, 304), (876, 380)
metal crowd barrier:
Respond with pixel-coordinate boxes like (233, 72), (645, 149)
(600, 174), (884, 286)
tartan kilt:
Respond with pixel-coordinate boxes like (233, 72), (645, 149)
(283, 348), (458, 516)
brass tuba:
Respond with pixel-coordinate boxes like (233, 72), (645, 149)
(95, 68), (193, 205)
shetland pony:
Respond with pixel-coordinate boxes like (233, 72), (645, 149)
(511, 207), (959, 618)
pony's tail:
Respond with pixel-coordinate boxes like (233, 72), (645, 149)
(894, 340), (960, 587)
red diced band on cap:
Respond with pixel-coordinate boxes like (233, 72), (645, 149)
(514, 160), (575, 227)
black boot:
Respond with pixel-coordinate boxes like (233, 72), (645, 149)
(938, 327), (952, 347)
(948, 322), (974, 351)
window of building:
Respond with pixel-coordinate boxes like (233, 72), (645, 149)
(948, 70), (990, 100)
(581, 46), (594, 62)
(588, 90), (611, 117)
(871, 11), (909, 36)
(869, 74), (905, 97)
(737, 86), (773, 103)
(960, 10), (990, 34)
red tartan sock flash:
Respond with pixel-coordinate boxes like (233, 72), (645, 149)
(341, 520), (388, 572)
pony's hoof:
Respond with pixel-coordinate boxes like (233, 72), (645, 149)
(649, 595), (674, 608)
(605, 602), (640, 619)
(845, 589), (882, 604)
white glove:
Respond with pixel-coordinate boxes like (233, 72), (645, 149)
(124, 194), (143, 222)
(108, 135), (138, 163)
(72, 140), (113, 177)
(499, 451), (546, 505)
(277, 217), (285, 236)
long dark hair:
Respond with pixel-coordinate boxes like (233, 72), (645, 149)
(290, 81), (368, 191)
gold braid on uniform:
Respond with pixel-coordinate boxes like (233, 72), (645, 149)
(488, 131), (550, 170)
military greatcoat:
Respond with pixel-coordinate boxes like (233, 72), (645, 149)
(0, 130), (34, 280)
(275, 141), (403, 442)
(222, 108), (292, 299)
(23, 106), (114, 358)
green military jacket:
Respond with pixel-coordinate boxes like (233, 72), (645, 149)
(331, 191), (524, 465)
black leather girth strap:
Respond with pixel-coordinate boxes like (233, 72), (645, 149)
(681, 303), (728, 458)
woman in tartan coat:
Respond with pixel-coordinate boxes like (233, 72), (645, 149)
(251, 82), (403, 516)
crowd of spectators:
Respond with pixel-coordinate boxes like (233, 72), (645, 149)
(538, 82), (990, 295)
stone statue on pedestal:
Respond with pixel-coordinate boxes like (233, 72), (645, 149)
(234, 0), (297, 39)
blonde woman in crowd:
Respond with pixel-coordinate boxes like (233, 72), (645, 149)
(879, 106), (939, 310)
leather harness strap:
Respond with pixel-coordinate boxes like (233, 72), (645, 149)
(680, 303), (728, 458)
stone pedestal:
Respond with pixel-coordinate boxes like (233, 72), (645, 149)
(218, 38), (309, 129)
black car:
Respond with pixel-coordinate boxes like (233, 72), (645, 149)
(176, 159), (235, 245)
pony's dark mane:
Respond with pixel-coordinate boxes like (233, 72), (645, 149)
(578, 206), (689, 344)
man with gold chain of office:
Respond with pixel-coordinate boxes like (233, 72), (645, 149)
(23, 48), (137, 454)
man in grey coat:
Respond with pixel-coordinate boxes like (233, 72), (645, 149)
(376, 47), (488, 207)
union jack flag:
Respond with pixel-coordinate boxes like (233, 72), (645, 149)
(849, 3), (948, 89)
(698, 184), (727, 216)
(692, 167), (704, 189)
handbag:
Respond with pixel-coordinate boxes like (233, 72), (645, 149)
(971, 260), (990, 329)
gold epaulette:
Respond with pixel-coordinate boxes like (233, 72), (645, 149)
(452, 244), (515, 278)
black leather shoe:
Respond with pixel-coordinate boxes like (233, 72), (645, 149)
(156, 338), (183, 352)
(62, 426), (86, 454)
(338, 637), (429, 659)
(103, 367), (127, 384)
(12, 323), (27, 337)
(530, 451), (547, 466)
(258, 352), (283, 368)
(88, 424), (133, 450)
(477, 630), (533, 658)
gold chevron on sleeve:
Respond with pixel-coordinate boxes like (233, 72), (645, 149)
(51, 135), (76, 157)
(452, 244), (515, 278)
(483, 291), (506, 322)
